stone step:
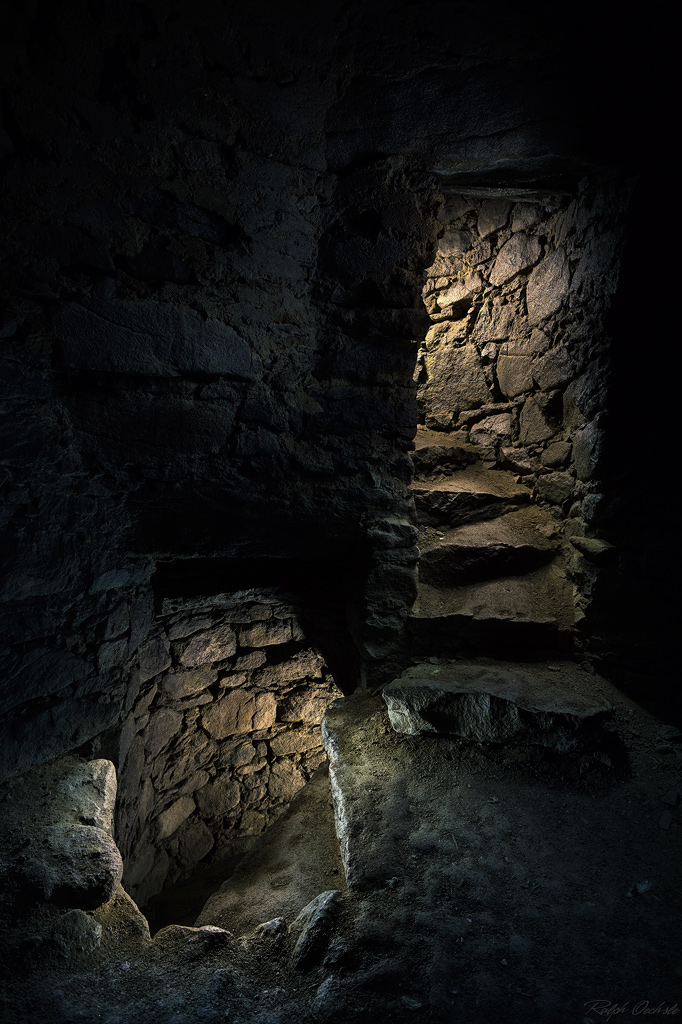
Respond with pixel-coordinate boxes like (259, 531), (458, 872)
(409, 562), (574, 653)
(412, 426), (479, 479)
(413, 466), (530, 528)
(382, 658), (615, 750)
(418, 506), (561, 587)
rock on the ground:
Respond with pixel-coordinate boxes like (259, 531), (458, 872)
(382, 660), (614, 752)
(289, 889), (342, 969)
(17, 823), (123, 909)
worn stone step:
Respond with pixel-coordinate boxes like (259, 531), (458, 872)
(409, 562), (574, 652)
(413, 466), (530, 527)
(419, 506), (560, 587)
(412, 426), (479, 479)
(382, 659), (615, 751)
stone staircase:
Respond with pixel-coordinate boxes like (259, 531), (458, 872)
(409, 426), (575, 657)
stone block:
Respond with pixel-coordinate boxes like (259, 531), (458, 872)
(532, 346), (573, 390)
(526, 248), (570, 323)
(238, 619), (292, 648)
(423, 341), (489, 424)
(97, 639), (128, 675)
(519, 397), (557, 444)
(180, 625), (236, 667)
(267, 760), (306, 801)
(196, 779), (241, 818)
(161, 668), (218, 699)
(253, 692), (277, 730)
(138, 634), (171, 683)
(573, 421), (602, 481)
(18, 824), (123, 909)
(174, 817), (214, 870)
(540, 441), (572, 468)
(167, 614), (215, 641)
(382, 660), (612, 751)
(258, 651), (326, 686)
(489, 233), (541, 286)
(435, 272), (484, 311)
(144, 709), (183, 759)
(471, 300), (516, 344)
(477, 199), (511, 237)
(157, 795), (195, 839)
(536, 471), (574, 504)
(201, 690), (256, 739)
(469, 413), (512, 447)
(496, 352), (534, 397)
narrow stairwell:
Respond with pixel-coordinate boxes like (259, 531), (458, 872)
(409, 426), (576, 659)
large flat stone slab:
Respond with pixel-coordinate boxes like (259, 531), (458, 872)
(382, 659), (613, 751)
(418, 507), (559, 587)
(413, 466), (530, 527)
(410, 561), (574, 651)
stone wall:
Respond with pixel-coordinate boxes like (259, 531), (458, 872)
(116, 589), (341, 907)
(416, 179), (632, 623)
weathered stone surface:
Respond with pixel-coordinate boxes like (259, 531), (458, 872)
(197, 768), (345, 937)
(157, 795), (195, 839)
(418, 508), (557, 587)
(572, 420), (603, 481)
(144, 709), (183, 758)
(195, 779), (241, 818)
(289, 889), (342, 969)
(49, 908), (103, 958)
(470, 299), (516, 343)
(422, 341), (489, 424)
(526, 248), (570, 322)
(488, 233), (541, 285)
(569, 536), (616, 562)
(18, 824), (123, 909)
(468, 413), (512, 448)
(382, 660), (612, 750)
(413, 466), (529, 527)
(201, 689), (256, 739)
(180, 625), (237, 667)
(519, 397), (557, 444)
(55, 299), (260, 380)
(239, 620), (292, 648)
(410, 560), (575, 649)
(540, 441), (572, 467)
(532, 345), (574, 390)
(477, 199), (512, 238)
(138, 635), (172, 684)
(496, 350), (534, 397)
(435, 272), (483, 311)
(161, 668), (217, 699)
(536, 471), (574, 504)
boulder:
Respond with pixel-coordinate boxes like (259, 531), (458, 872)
(382, 660), (613, 752)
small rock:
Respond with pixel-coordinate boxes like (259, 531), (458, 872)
(658, 725), (682, 742)
(660, 811), (673, 830)
(661, 790), (681, 808)
(290, 890), (341, 970)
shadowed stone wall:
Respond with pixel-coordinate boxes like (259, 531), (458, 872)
(0, 0), (675, 792)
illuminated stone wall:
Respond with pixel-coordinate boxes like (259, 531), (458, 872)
(115, 589), (341, 907)
(416, 181), (632, 622)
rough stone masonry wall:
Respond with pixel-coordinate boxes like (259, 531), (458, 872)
(416, 179), (632, 623)
(116, 589), (341, 907)
(0, 1), (439, 781)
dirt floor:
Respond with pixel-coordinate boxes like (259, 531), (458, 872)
(1, 673), (681, 1024)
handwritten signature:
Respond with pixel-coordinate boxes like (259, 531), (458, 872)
(584, 1000), (680, 1020)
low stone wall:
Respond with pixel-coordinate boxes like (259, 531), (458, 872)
(416, 179), (631, 619)
(116, 589), (341, 907)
